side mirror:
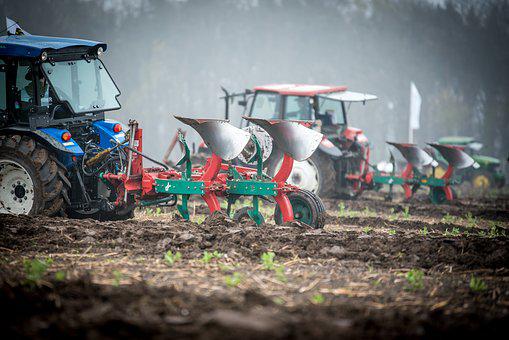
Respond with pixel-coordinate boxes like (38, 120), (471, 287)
(245, 89), (253, 95)
(238, 100), (247, 107)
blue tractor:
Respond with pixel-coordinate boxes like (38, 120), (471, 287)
(0, 26), (134, 219)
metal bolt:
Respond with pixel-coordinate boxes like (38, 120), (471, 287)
(24, 196), (27, 200)
(13, 196), (17, 200)
(19, 199), (22, 203)
(11, 190), (14, 194)
(23, 183), (26, 187)
(12, 184), (15, 188)
(17, 181), (20, 185)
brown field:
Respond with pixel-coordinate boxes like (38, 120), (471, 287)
(1, 192), (508, 339)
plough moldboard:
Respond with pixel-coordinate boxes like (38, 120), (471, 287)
(100, 116), (326, 228)
(373, 141), (477, 204)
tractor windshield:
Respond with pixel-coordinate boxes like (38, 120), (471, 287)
(250, 92), (281, 119)
(41, 59), (120, 114)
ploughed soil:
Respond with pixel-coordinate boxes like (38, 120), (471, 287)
(1, 191), (508, 339)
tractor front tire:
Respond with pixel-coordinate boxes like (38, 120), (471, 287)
(290, 150), (335, 197)
(0, 134), (68, 216)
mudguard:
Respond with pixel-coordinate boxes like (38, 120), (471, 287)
(318, 139), (342, 158)
(93, 120), (126, 148)
(1, 126), (83, 155)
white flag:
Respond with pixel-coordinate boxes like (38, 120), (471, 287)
(409, 82), (421, 130)
(6, 17), (30, 35)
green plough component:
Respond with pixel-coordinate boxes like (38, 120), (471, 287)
(226, 135), (275, 225)
(152, 131), (203, 220)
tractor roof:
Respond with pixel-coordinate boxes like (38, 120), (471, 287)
(254, 84), (347, 96)
(438, 136), (476, 145)
(0, 34), (106, 58)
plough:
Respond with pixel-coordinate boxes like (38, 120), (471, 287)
(373, 142), (478, 204)
(100, 116), (326, 228)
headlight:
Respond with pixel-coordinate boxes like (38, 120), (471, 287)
(473, 162), (480, 169)
(97, 47), (104, 56)
(41, 51), (48, 61)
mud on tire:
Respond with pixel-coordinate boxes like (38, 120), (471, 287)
(308, 150), (336, 198)
(0, 134), (68, 216)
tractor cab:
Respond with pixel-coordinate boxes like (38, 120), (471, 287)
(222, 84), (378, 197)
(0, 34), (120, 130)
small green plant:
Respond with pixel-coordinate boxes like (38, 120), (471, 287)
(201, 250), (224, 264)
(23, 258), (53, 286)
(443, 227), (461, 237)
(274, 265), (287, 283)
(419, 227), (428, 236)
(112, 270), (122, 287)
(465, 212), (477, 228)
(388, 229), (396, 235)
(442, 213), (456, 224)
(469, 275), (487, 292)
(401, 206), (410, 219)
(478, 230), (486, 237)
(164, 250), (182, 266)
(311, 293), (325, 304)
(224, 272), (242, 287)
(371, 278), (382, 286)
(338, 202), (346, 217)
(261, 252), (276, 270)
(273, 297), (285, 305)
(405, 269), (424, 291)
(362, 226), (373, 234)
(487, 222), (506, 238)
(387, 208), (397, 222)
(54, 271), (66, 281)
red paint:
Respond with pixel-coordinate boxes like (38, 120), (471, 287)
(254, 84), (347, 96)
(272, 154), (294, 183)
(342, 127), (366, 142)
(274, 193), (294, 222)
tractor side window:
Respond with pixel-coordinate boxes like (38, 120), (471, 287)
(251, 92), (280, 120)
(0, 61), (6, 110)
(317, 97), (345, 125)
(13, 60), (35, 122)
(284, 96), (312, 120)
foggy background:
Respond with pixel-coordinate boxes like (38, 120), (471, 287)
(2, 0), (508, 169)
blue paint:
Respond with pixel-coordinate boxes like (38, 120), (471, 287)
(93, 120), (126, 149)
(0, 34), (106, 58)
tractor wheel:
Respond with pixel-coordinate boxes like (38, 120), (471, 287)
(233, 206), (265, 225)
(470, 170), (494, 190)
(0, 134), (68, 216)
(274, 189), (325, 228)
(286, 150), (336, 197)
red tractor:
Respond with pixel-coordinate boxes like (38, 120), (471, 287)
(221, 84), (378, 198)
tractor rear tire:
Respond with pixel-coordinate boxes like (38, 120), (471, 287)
(470, 170), (494, 190)
(0, 134), (68, 216)
(274, 189), (325, 228)
(287, 150), (335, 198)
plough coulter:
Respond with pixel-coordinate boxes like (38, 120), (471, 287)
(373, 142), (478, 204)
(100, 116), (326, 228)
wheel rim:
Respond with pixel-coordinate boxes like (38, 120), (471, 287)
(0, 160), (35, 215)
(287, 159), (320, 193)
(472, 174), (490, 189)
(290, 196), (313, 225)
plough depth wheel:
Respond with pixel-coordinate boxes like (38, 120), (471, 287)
(274, 189), (325, 228)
